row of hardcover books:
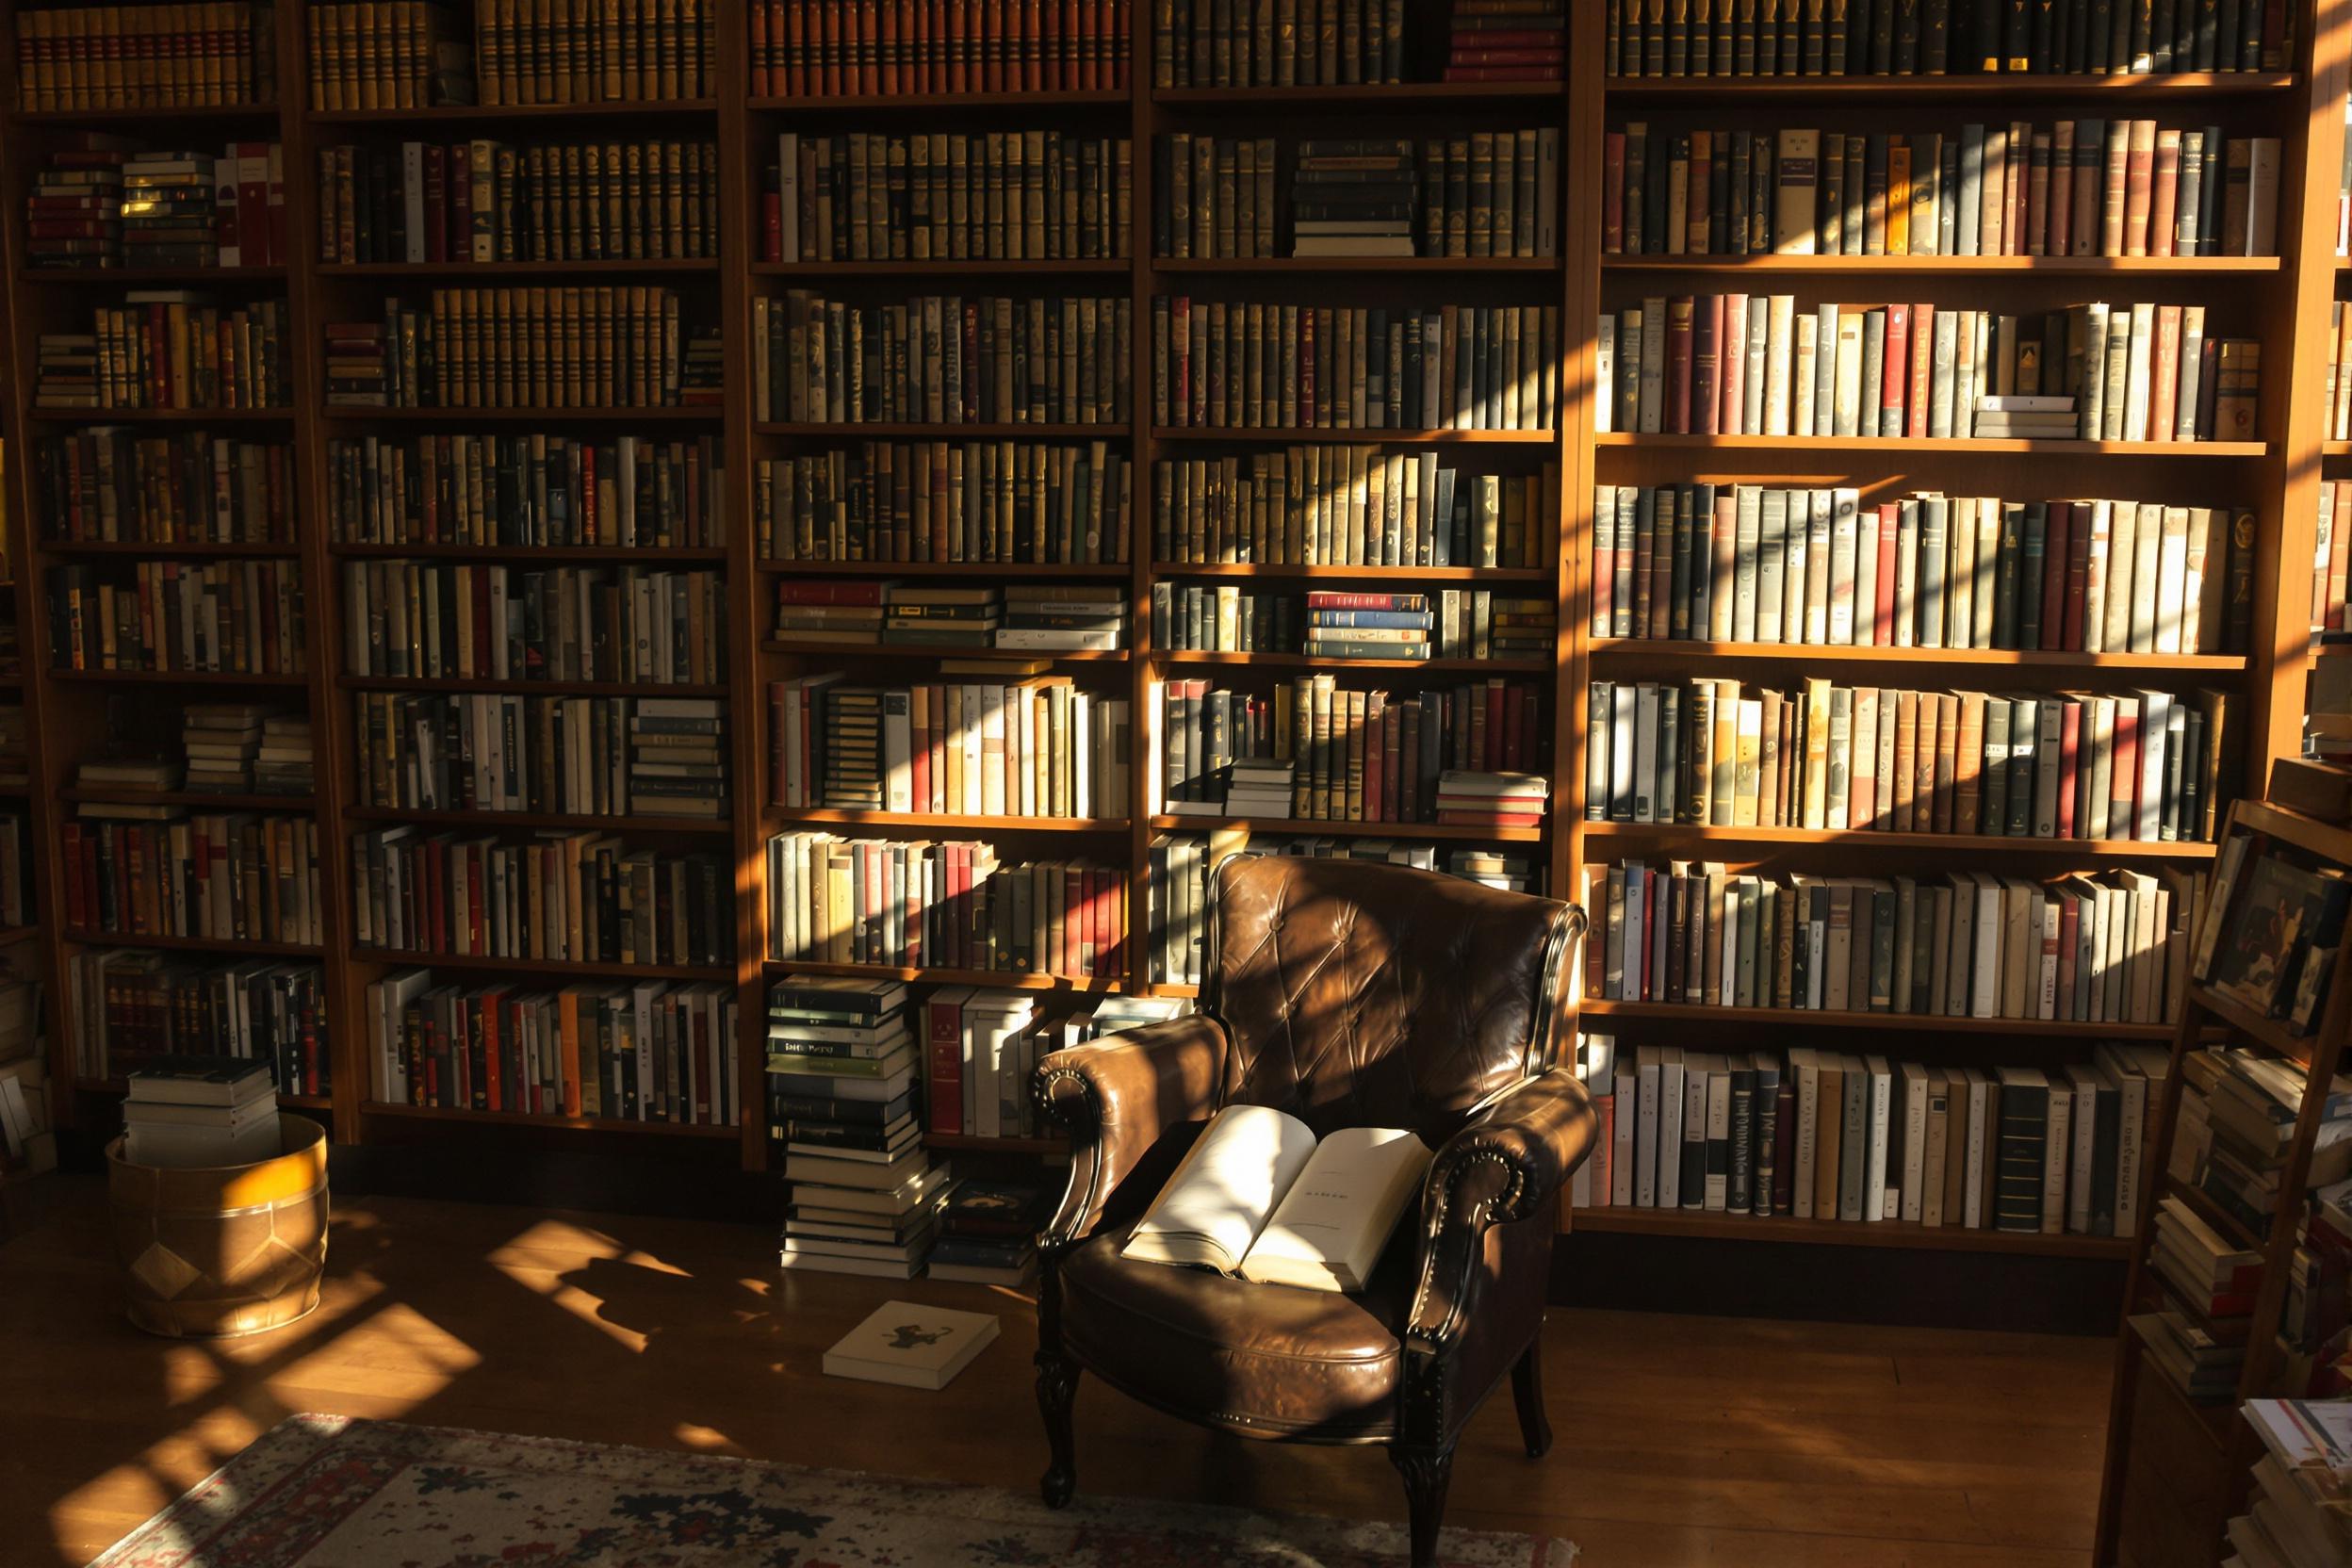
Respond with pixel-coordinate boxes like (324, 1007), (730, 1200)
(765, 831), (1126, 978)
(26, 145), (291, 270)
(1574, 1033), (2175, 1239)
(327, 433), (726, 549)
(1583, 858), (2199, 1026)
(1152, 580), (1549, 659)
(756, 440), (1129, 566)
(35, 432), (294, 546)
(772, 579), (1127, 650)
(1149, 830), (1542, 988)
(307, 0), (716, 110)
(1152, 0), (1405, 86)
(1607, 121), (2281, 259)
(1595, 297), (2259, 443)
(318, 138), (723, 266)
(62, 808), (323, 949)
(35, 295), (291, 413)
(351, 830), (733, 968)
(338, 561), (727, 686)
(15, 3), (278, 110)
(754, 292), (1129, 429)
(768, 671), (1132, 819)
(70, 951), (330, 1098)
(367, 969), (741, 1125)
(327, 288), (717, 410)
(1156, 674), (1546, 823)
(770, 131), (1131, 264)
(1157, 450), (1553, 569)
(2311, 479), (2352, 634)
(1155, 299), (1561, 433)
(351, 692), (728, 818)
(47, 560), (306, 677)
(305, 2), (474, 107)
(750, 0), (1134, 94)
(1585, 678), (2230, 844)
(1590, 485), (2248, 656)
(1601, 0), (2293, 77)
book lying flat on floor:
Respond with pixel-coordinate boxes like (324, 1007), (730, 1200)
(823, 1300), (1000, 1391)
(1121, 1104), (1431, 1293)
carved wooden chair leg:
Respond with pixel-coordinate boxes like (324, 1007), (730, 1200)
(1511, 1338), (1553, 1459)
(1035, 1354), (1081, 1508)
(1388, 1443), (1456, 1568)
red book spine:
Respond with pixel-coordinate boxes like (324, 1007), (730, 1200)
(1024, 0), (1043, 90)
(783, 0), (805, 94)
(750, 0), (771, 94)
(2112, 703), (2141, 830)
(2063, 500), (2090, 651)
(1906, 302), (1935, 439)
(2056, 700), (2081, 839)
(926, 994), (964, 1134)
(1665, 296), (1695, 434)
(879, 0), (900, 91)
(861, 0), (881, 94)
(1719, 293), (1746, 433)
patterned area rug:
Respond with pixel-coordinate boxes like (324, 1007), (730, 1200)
(90, 1414), (1576, 1567)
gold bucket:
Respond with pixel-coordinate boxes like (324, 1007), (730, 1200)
(106, 1114), (329, 1338)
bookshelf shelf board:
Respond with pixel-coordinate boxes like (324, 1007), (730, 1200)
(1566, 1206), (2135, 1258)
(64, 788), (317, 811)
(1576, 998), (2181, 1039)
(334, 543), (729, 563)
(2325, 442), (2352, 458)
(1153, 427), (1555, 446)
(2183, 982), (2319, 1070)
(1601, 254), (2283, 275)
(342, 806), (730, 834)
(761, 639), (1130, 662)
(759, 559), (1130, 578)
(338, 676), (728, 697)
(923, 1132), (1067, 1154)
(0, 925), (40, 949)
(356, 950), (734, 982)
(317, 258), (721, 278)
(1154, 82), (1566, 109)
(20, 265), (290, 285)
(280, 1094), (333, 1111)
(1601, 72), (2299, 102)
(749, 90), (1132, 113)
(308, 99), (721, 125)
(321, 406), (722, 424)
(1151, 256), (1563, 274)
(1579, 822), (2220, 858)
(48, 668), (310, 688)
(24, 407), (293, 425)
(1586, 638), (2251, 672)
(1593, 433), (2269, 457)
(58, 929), (323, 957)
(1151, 649), (1548, 672)
(764, 808), (1131, 833)
(360, 1102), (742, 1138)
(1154, 562), (1552, 581)
(753, 259), (1132, 278)
(1150, 981), (1200, 998)
(766, 957), (1130, 992)
(9, 103), (283, 125)
(42, 540), (300, 560)
(1150, 813), (1544, 842)
(2310, 641), (2352, 659)
(756, 421), (1122, 439)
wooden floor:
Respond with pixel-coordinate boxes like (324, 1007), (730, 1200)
(0, 1178), (2114, 1567)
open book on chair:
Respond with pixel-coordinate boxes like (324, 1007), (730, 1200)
(1120, 1104), (1432, 1293)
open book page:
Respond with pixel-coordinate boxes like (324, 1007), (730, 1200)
(1237, 1127), (1432, 1293)
(1120, 1104), (1318, 1274)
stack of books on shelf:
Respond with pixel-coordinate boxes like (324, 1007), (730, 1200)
(772, 976), (955, 1279)
(1153, 0), (1401, 86)
(1595, 297), (2257, 445)
(1583, 860), (2197, 1025)
(1446, 0), (1564, 82)
(305, 1), (478, 109)
(2225, 1399), (2352, 1568)
(2135, 1195), (2262, 1402)
(1154, 451), (1556, 569)
(182, 704), (273, 794)
(70, 953), (330, 1094)
(35, 294), (291, 412)
(922, 987), (1042, 1140)
(1221, 760), (1296, 819)
(1303, 591), (1432, 662)
(365, 970), (738, 1125)
(23, 152), (122, 270)
(1152, 583), (1541, 659)
(253, 714), (314, 796)
(926, 1179), (1054, 1286)
(1585, 679), (2231, 845)
(116, 150), (225, 270)
(1571, 1034), (2174, 1239)
(1290, 139), (1415, 259)
(2171, 1042), (2352, 1239)
(123, 1054), (281, 1169)
(753, 0), (1131, 93)
(15, 3), (279, 110)
(74, 754), (183, 795)
(758, 440), (1128, 566)
(1001, 585), (1127, 652)
(629, 699), (729, 821)
(1435, 771), (1549, 829)
(884, 584), (999, 648)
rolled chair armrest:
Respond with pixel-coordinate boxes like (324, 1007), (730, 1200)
(1034, 1013), (1231, 1248)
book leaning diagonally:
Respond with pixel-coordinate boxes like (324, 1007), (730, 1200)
(1121, 1104), (1432, 1293)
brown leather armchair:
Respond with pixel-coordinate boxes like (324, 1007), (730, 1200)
(1031, 853), (1594, 1568)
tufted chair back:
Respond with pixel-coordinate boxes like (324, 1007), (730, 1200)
(1202, 854), (1573, 1145)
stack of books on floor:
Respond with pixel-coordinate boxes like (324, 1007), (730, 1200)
(926, 1178), (1054, 1285)
(881, 584), (1000, 648)
(1435, 770), (1549, 829)
(1290, 140), (1416, 258)
(253, 714), (315, 795)
(771, 976), (955, 1279)
(1303, 592), (1431, 662)
(122, 1054), (281, 1169)
(2228, 1398), (2352, 1568)
(1444, 0), (1564, 81)
(998, 585), (1127, 651)
(629, 699), (728, 818)
(183, 704), (272, 792)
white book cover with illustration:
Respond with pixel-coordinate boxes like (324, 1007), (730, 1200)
(824, 1301), (1001, 1391)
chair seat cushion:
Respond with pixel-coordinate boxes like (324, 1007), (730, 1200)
(1057, 1222), (1416, 1441)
